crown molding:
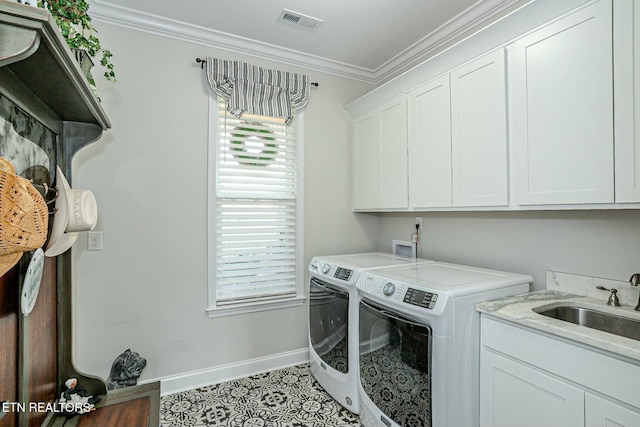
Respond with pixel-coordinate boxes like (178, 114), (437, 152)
(90, 1), (377, 83)
(90, 0), (532, 85)
(375, 0), (533, 83)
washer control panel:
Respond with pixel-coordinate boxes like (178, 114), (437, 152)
(358, 273), (444, 313)
(403, 287), (438, 309)
(382, 282), (396, 296)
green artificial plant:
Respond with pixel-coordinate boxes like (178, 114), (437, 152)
(39, 0), (116, 81)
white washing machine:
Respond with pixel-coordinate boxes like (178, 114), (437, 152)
(357, 262), (532, 427)
(308, 252), (434, 413)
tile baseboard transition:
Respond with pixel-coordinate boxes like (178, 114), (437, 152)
(157, 348), (310, 396)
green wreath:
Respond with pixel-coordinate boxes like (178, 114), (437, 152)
(230, 122), (278, 167)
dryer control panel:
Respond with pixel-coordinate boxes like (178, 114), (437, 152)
(309, 258), (356, 284)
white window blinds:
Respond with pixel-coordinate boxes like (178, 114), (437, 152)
(215, 98), (298, 305)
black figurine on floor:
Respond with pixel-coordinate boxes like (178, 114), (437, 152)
(59, 378), (100, 415)
(107, 349), (147, 390)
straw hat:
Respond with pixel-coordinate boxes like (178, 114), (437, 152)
(44, 166), (98, 257)
(0, 157), (48, 277)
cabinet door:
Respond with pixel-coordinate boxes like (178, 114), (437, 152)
(353, 112), (381, 209)
(451, 49), (508, 207)
(480, 349), (584, 427)
(379, 96), (408, 209)
(613, 0), (640, 202)
(408, 74), (452, 208)
(510, 0), (614, 205)
(586, 393), (640, 427)
(352, 95), (408, 210)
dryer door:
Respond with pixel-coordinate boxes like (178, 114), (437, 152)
(359, 298), (433, 427)
(309, 277), (349, 373)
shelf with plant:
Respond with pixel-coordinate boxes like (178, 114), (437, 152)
(38, 0), (116, 82)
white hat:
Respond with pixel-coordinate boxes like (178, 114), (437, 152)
(44, 166), (98, 257)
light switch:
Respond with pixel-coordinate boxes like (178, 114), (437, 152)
(88, 231), (103, 251)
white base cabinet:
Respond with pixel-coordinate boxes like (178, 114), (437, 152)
(586, 393), (640, 427)
(482, 349), (584, 427)
(480, 316), (640, 427)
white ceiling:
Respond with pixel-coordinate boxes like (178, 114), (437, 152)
(91, 0), (531, 83)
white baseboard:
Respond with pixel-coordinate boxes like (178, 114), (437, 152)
(157, 348), (310, 396)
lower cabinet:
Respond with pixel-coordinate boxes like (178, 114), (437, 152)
(481, 349), (584, 427)
(480, 316), (640, 427)
(586, 393), (640, 427)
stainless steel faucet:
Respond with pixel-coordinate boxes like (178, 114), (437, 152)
(596, 286), (620, 306)
(629, 273), (640, 311)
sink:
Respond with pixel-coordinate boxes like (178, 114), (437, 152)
(534, 305), (640, 341)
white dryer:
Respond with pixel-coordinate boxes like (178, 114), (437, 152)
(356, 262), (532, 427)
(308, 252), (434, 413)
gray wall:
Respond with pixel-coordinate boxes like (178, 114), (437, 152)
(70, 22), (377, 384)
(375, 210), (640, 289)
(66, 0), (640, 390)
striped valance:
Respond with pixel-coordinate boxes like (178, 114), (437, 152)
(205, 58), (310, 126)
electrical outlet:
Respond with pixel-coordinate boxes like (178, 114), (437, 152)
(415, 216), (423, 229)
(88, 231), (103, 251)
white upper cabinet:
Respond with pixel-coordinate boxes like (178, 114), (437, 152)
(451, 49), (509, 207)
(352, 95), (408, 210)
(408, 75), (452, 208)
(509, 0), (614, 205)
(349, 0), (640, 212)
(408, 50), (508, 209)
(353, 112), (380, 210)
(613, 0), (640, 203)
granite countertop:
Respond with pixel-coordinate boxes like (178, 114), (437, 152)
(476, 289), (640, 362)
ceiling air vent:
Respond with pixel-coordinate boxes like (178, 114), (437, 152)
(278, 9), (323, 31)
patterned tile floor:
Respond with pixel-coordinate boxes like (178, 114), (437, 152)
(160, 364), (362, 427)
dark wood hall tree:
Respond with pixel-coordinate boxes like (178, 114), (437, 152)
(0, 2), (158, 426)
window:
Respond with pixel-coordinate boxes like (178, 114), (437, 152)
(207, 95), (304, 317)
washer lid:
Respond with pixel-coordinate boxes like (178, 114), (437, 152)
(314, 252), (432, 270)
(371, 262), (533, 293)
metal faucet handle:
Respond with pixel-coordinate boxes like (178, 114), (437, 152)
(596, 286), (621, 306)
(629, 273), (640, 311)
